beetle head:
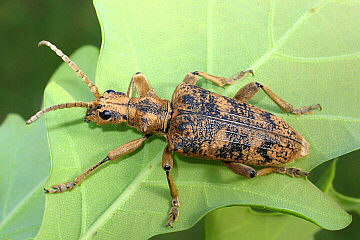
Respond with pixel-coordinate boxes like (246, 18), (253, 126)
(84, 90), (129, 125)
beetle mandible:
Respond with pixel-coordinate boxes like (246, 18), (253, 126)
(27, 41), (321, 227)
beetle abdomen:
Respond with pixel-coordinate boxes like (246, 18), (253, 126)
(167, 83), (308, 166)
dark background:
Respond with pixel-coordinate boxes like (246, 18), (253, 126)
(0, 0), (100, 124)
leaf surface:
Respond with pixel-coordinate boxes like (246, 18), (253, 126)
(203, 156), (360, 240)
(205, 206), (319, 240)
(0, 115), (49, 239)
(37, 1), (360, 239)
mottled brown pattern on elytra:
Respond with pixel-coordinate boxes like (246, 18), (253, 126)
(167, 82), (308, 166)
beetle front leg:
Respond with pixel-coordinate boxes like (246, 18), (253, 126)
(182, 72), (198, 84)
(45, 135), (150, 193)
(127, 72), (151, 98)
(162, 145), (180, 227)
(233, 82), (321, 115)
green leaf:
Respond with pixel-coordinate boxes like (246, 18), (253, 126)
(0, 114), (49, 239)
(150, 219), (205, 240)
(333, 150), (360, 198)
(312, 159), (337, 193)
(327, 187), (360, 215)
(315, 212), (360, 240)
(315, 151), (360, 239)
(321, 156), (360, 215)
(204, 206), (319, 240)
(37, 0), (360, 239)
(202, 152), (360, 240)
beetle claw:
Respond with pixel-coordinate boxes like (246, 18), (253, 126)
(167, 206), (179, 227)
(249, 69), (254, 77)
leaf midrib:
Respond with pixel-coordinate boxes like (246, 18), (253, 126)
(80, 150), (163, 240)
(223, 0), (328, 96)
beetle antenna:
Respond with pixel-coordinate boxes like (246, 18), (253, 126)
(26, 102), (91, 125)
(38, 40), (100, 99)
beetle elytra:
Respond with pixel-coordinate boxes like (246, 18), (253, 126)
(27, 41), (321, 227)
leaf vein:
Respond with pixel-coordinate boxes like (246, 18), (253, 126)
(80, 151), (163, 240)
(223, 0), (329, 96)
(276, 51), (360, 63)
(0, 177), (47, 231)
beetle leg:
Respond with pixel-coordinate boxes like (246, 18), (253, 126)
(256, 166), (309, 178)
(44, 135), (150, 193)
(182, 72), (198, 84)
(223, 161), (308, 178)
(127, 72), (151, 98)
(162, 145), (180, 227)
(223, 161), (257, 178)
(233, 81), (261, 102)
(234, 82), (322, 115)
(190, 70), (254, 87)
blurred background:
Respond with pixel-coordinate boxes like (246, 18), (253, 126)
(0, 0), (100, 124)
(0, 1), (358, 239)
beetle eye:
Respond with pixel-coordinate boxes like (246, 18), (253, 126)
(99, 110), (111, 120)
(105, 90), (115, 94)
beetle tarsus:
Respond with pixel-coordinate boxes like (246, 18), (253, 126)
(291, 104), (322, 115)
(167, 207), (178, 227)
(44, 181), (76, 194)
(167, 198), (180, 227)
(276, 167), (309, 178)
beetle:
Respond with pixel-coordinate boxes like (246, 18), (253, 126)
(27, 41), (321, 227)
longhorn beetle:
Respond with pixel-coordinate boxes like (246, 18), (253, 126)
(27, 41), (321, 227)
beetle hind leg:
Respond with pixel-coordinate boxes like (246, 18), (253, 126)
(233, 81), (321, 115)
(223, 161), (257, 178)
(223, 161), (309, 178)
(257, 166), (309, 177)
